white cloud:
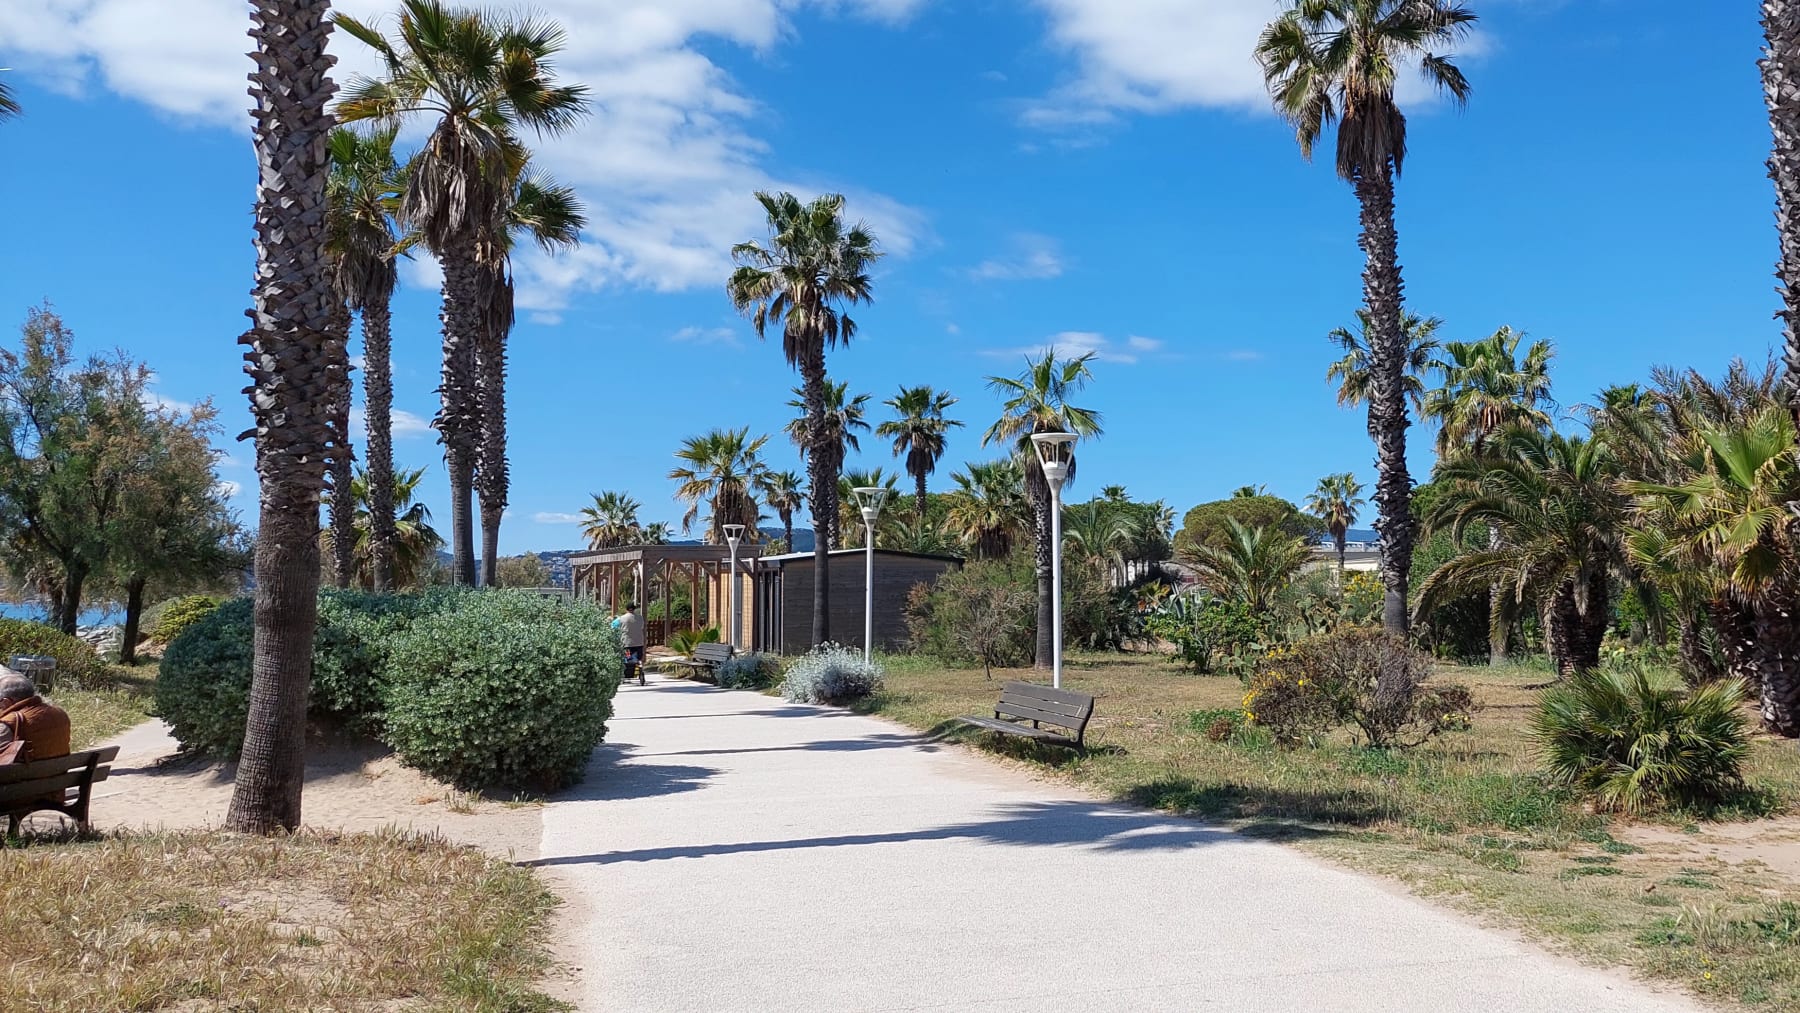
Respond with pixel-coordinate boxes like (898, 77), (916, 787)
(350, 406), (432, 438)
(671, 325), (739, 346)
(985, 330), (1154, 365)
(215, 479), (243, 499)
(1023, 0), (1484, 129)
(349, 354), (368, 371)
(534, 511), (585, 524)
(0, 1), (928, 310)
(968, 233), (1065, 282)
(1223, 349), (1264, 362)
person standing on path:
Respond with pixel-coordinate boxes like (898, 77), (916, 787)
(617, 602), (646, 679)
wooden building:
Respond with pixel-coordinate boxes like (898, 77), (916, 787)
(567, 543), (760, 648)
(748, 549), (963, 655)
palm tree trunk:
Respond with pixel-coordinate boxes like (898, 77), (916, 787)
(1713, 596), (1762, 698)
(362, 300), (396, 592)
(1575, 570), (1609, 674)
(119, 575), (146, 665)
(1029, 474), (1053, 671)
(229, 0), (335, 836)
(1764, 0), (1800, 432)
(783, 513), (793, 551)
(1335, 532), (1346, 577)
(801, 347), (831, 646)
(1542, 586), (1576, 680)
(476, 312), (508, 587)
(1676, 615), (1725, 686)
(437, 245), (481, 587)
(1753, 582), (1800, 737)
(915, 469), (928, 521)
(1354, 161), (1415, 645)
(1488, 526), (1508, 665)
(327, 298), (355, 589)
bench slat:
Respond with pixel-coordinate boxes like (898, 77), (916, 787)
(0, 767), (112, 805)
(996, 690), (1091, 722)
(692, 642), (735, 663)
(994, 700), (1088, 732)
(957, 716), (1079, 743)
(1001, 681), (1094, 711)
(0, 747), (119, 786)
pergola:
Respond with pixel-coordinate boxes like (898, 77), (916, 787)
(567, 543), (757, 647)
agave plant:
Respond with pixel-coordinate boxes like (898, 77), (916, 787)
(1532, 663), (1750, 814)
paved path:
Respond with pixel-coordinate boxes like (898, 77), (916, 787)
(538, 677), (1700, 1013)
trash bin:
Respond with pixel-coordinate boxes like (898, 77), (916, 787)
(9, 654), (56, 692)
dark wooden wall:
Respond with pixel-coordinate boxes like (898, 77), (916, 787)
(775, 554), (958, 654)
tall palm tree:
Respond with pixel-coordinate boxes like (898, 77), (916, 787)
(759, 469), (805, 551)
(580, 490), (643, 549)
(946, 458), (1031, 560)
(727, 192), (880, 645)
(1259, 0), (1477, 642)
(476, 168), (585, 585)
(1424, 326), (1555, 456)
(670, 428), (769, 544)
(1326, 309), (1443, 424)
(1305, 473), (1365, 574)
(836, 467), (901, 549)
(1099, 484), (1129, 503)
(784, 378), (869, 547)
(322, 466), (446, 588)
(984, 350), (1104, 669)
(228, 0), (339, 835)
(1765, 1), (1800, 434)
(641, 521), (674, 545)
(876, 385), (963, 519)
(1184, 518), (1311, 615)
(325, 126), (406, 591)
(335, 0), (589, 587)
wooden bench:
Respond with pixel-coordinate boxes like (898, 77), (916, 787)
(957, 682), (1095, 749)
(1, 746), (120, 836)
(662, 641), (736, 680)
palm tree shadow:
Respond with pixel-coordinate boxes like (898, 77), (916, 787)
(560, 741), (718, 802)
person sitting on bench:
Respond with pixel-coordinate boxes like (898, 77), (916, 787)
(0, 672), (70, 763)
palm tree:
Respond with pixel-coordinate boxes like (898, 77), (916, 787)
(476, 168), (585, 585)
(727, 192), (880, 645)
(1100, 484), (1129, 503)
(759, 469), (806, 551)
(1419, 428), (1629, 678)
(1184, 518), (1311, 615)
(1326, 309), (1443, 424)
(326, 126), (406, 591)
(837, 468), (901, 549)
(1231, 485), (1268, 499)
(1259, 0), (1476, 642)
(876, 385), (963, 519)
(1305, 473), (1365, 574)
(946, 458), (1031, 560)
(784, 379), (869, 547)
(323, 466), (446, 588)
(670, 428), (769, 544)
(1765, 1), (1800, 435)
(1062, 500), (1133, 585)
(0, 75), (19, 121)
(228, 0), (339, 835)
(335, 0), (589, 587)
(642, 521), (674, 545)
(1424, 326), (1555, 456)
(984, 350), (1104, 669)
(580, 490), (643, 549)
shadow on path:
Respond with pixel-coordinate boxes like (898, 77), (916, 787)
(559, 741), (720, 802)
(526, 799), (1239, 867)
(629, 732), (940, 759)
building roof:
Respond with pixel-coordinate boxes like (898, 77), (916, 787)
(755, 547), (965, 566)
(566, 543), (763, 565)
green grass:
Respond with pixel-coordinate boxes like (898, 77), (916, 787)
(860, 652), (1800, 1010)
(50, 661), (158, 749)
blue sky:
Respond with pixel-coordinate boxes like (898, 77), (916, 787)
(0, 1), (1781, 553)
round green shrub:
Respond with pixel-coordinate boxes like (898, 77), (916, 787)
(145, 595), (224, 644)
(0, 618), (106, 686)
(314, 588), (457, 729)
(381, 590), (622, 791)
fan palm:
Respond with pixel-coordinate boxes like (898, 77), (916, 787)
(475, 167), (585, 585)
(836, 468), (901, 549)
(670, 428), (769, 544)
(641, 521), (674, 545)
(1305, 473), (1365, 575)
(946, 458), (1031, 560)
(322, 466), (446, 589)
(1183, 518), (1311, 615)
(758, 469), (805, 552)
(0, 75), (19, 121)
(784, 379), (869, 547)
(876, 385), (963, 519)
(984, 350), (1104, 668)
(1259, 0), (1476, 641)
(1326, 309), (1443, 423)
(580, 490), (643, 549)
(326, 126), (407, 590)
(727, 191), (880, 645)
(1062, 500), (1134, 585)
(1765, 1), (1800, 434)
(335, 0), (589, 586)
(229, 0), (340, 835)
(1425, 326), (1555, 456)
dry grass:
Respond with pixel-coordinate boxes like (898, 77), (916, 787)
(51, 662), (158, 750)
(0, 828), (568, 1012)
(861, 652), (1800, 1009)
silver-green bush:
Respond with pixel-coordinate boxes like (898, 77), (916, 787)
(780, 643), (882, 705)
(715, 651), (781, 690)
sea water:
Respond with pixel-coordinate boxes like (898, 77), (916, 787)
(0, 602), (118, 627)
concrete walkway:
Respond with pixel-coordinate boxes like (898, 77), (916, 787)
(538, 676), (1700, 1013)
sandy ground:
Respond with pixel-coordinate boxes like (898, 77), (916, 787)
(1620, 815), (1800, 883)
(65, 719), (542, 862)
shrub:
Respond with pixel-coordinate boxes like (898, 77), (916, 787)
(1339, 572), (1383, 627)
(905, 555), (1036, 672)
(145, 595), (224, 644)
(781, 643), (882, 705)
(1146, 594), (1261, 675)
(1532, 663), (1749, 814)
(1188, 707), (1247, 742)
(715, 652), (781, 690)
(667, 626), (720, 658)
(381, 590), (622, 791)
(1246, 628), (1474, 748)
(314, 588), (457, 730)
(0, 618), (106, 687)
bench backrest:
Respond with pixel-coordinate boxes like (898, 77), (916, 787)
(0, 746), (120, 807)
(996, 682), (1095, 733)
(693, 641), (736, 663)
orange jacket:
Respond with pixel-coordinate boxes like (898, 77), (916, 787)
(0, 695), (72, 762)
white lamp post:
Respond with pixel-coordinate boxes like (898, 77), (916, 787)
(1030, 432), (1077, 689)
(723, 523), (745, 648)
(851, 486), (891, 663)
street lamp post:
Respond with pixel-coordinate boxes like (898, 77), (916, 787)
(723, 523), (745, 648)
(851, 486), (891, 663)
(1030, 432), (1076, 689)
